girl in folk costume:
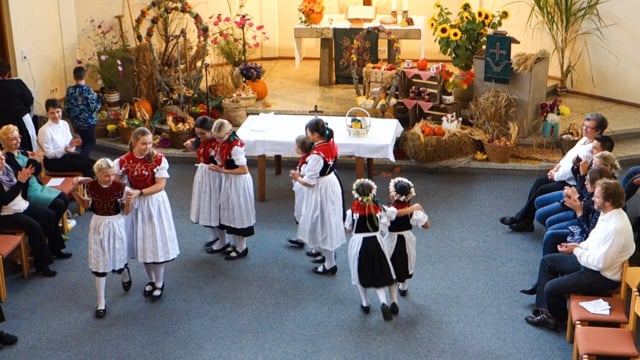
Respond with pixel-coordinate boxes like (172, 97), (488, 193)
(207, 119), (256, 260)
(287, 134), (313, 249)
(383, 177), (430, 304)
(115, 127), (179, 301)
(184, 116), (227, 253)
(291, 118), (346, 275)
(73, 158), (133, 319)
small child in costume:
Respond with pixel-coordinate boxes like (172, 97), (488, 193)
(383, 177), (430, 305)
(73, 158), (132, 319)
(346, 178), (422, 321)
(287, 134), (313, 249)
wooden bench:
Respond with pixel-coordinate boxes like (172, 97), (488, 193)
(42, 173), (85, 233)
(0, 232), (30, 302)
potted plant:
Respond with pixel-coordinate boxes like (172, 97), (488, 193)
(239, 62), (268, 100)
(525, 0), (609, 92)
(298, 0), (325, 26)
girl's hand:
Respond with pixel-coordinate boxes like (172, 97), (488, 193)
(70, 138), (82, 147)
(183, 138), (195, 150)
(208, 164), (223, 173)
(17, 165), (34, 182)
(289, 169), (300, 181)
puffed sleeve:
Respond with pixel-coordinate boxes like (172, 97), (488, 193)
(230, 145), (248, 166)
(410, 210), (430, 227)
(344, 209), (354, 231)
(154, 156), (170, 178)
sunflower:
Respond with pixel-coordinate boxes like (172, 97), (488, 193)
(461, 11), (472, 22)
(436, 24), (450, 37)
(460, 2), (472, 12)
(500, 10), (510, 20)
(429, 17), (437, 30)
(434, 0), (441, 9)
(476, 9), (485, 21)
(483, 12), (492, 22)
(449, 28), (461, 41)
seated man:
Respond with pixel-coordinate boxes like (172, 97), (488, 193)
(37, 98), (95, 177)
(524, 179), (635, 331)
(500, 113), (608, 232)
(620, 165), (640, 201)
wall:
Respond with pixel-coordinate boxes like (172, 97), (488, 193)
(5, 0), (639, 106)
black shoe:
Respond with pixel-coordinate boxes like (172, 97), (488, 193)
(95, 306), (107, 319)
(204, 237), (219, 248)
(510, 221), (534, 232)
(390, 302), (399, 315)
(398, 288), (408, 297)
(52, 250), (73, 259)
(520, 284), (537, 295)
(151, 283), (164, 301)
(306, 249), (321, 257)
(531, 307), (543, 317)
(225, 247), (249, 260)
(0, 331), (18, 346)
(381, 304), (393, 321)
(143, 282), (155, 297)
(312, 264), (337, 275)
(206, 242), (230, 254)
(311, 255), (325, 264)
(121, 264), (132, 292)
(500, 216), (518, 226)
(36, 267), (57, 277)
(360, 305), (370, 314)
(287, 238), (305, 248)
(525, 310), (559, 331)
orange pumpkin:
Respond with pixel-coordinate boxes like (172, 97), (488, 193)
(433, 126), (445, 136)
(133, 98), (153, 119)
(247, 79), (268, 101)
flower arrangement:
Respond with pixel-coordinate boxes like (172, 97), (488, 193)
(438, 63), (474, 94)
(210, 12), (268, 67)
(431, 1), (509, 71)
(298, 0), (324, 26)
(76, 17), (128, 90)
(540, 97), (570, 124)
(239, 62), (265, 81)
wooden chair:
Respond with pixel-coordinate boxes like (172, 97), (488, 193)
(566, 260), (640, 342)
(572, 289), (640, 360)
(0, 232), (30, 302)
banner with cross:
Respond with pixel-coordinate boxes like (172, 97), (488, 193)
(484, 33), (512, 84)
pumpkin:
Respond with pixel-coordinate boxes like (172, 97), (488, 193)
(417, 58), (428, 71)
(246, 79), (268, 101)
(133, 98), (153, 120)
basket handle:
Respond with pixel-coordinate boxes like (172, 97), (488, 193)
(345, 107), (371, 127)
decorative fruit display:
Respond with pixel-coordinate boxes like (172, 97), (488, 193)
(350, 118), (363, 129)
(166, 112), (195, 133)
(474, 151), (488, 161)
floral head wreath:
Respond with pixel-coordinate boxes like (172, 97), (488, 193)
(352, 178), (377, 203)
(389, 177), (416, 202)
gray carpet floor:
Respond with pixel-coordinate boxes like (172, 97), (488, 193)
(2, 148), (639, 359)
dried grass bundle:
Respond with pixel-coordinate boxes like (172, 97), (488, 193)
(469, 88), (518, 142)
(135, 45), (158, 107)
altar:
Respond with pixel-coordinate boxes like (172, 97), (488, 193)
(293, 15), (425, 86)
(236, 113), (403, 201)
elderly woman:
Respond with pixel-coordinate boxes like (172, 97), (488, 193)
(0, 153), (57, 276)
(0, 125), (71, 259)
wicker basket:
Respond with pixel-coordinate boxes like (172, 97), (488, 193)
(559, 136), (579, 155)
(483, 142), (515, 163)
(345, 107), (371, 138)
(96, 116), (121, 138)
(170, 130), (195, 149)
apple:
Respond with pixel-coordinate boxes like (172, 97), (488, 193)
(417, 58), (428, 71)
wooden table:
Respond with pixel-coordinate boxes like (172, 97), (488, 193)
(294, 15), (425, 86)
(236, 114), (403, 201)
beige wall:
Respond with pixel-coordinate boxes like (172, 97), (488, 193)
(5, 0), (639, 105)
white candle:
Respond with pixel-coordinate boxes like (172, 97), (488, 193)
(391, 0), (397, 11)
(402, 0), (408, 11)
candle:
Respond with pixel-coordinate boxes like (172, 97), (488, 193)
(402, 0), (408, 11)
(391, 0), (397, 11)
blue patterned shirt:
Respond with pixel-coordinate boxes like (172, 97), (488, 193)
(64, 84), (101, 129)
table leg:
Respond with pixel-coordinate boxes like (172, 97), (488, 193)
(355, 157), (364, 179)
(319, 38), (334, 86)
(275, 155), (282, 175)
(257, 155), (266, 202)
(387, 39), (396, 64)
(367, 158), (374, 178)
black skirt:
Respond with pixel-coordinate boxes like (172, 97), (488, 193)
(390, 234), (413, 282)
(357, 235), (394, 288)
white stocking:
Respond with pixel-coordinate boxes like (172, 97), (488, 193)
(357, 285), (369, 307)
(234, 235), (247, 252)
(152, 264), (165, 288)
(323, 249), (336, 268)
(211, 227), (228, 250)
(389, 283), (398, 303)
(375, 287), (388, 305)
(95, 276), (106, 309)
(143, 263), (155, 283)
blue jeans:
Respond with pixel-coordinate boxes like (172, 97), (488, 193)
(546, 212), (577, 230)
(541, 229), (571, 255)
(535, 253), (620, 322)
(535, 190), (563, 210)
(535, 200), (567, 228)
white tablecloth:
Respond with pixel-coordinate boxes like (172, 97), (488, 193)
(236, 113), (403, 162)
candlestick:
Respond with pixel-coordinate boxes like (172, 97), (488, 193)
(391, 0), (397, 12)
(401, 10), (408, 27)
(402, 0), (408, 11)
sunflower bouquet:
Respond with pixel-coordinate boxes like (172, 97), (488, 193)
(430, 1), (509, 71)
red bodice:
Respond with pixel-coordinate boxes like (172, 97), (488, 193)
(118, 152), (164, 189)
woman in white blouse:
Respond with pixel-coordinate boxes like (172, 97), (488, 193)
(37, 98), (94, 177)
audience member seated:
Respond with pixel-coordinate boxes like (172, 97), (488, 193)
(534, 151), (620, 230)
(0, 303), (18, 349)
(523, 179), (635, 331)
(0, 125), (72, 259)
(621, 165), (640, 201)
(500, 113), (608, 232)
(37, 98), (94, 177)
(520, 167), (615, 295)
(0, 153), (57, 276)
